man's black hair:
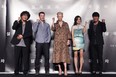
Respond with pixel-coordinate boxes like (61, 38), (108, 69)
(38, 12), (45, 16)
(92, 12), (100, 17)
(20, 11), (30, 19)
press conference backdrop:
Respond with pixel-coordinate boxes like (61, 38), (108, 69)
(0, 0), (6, 72)
(0, 0), (116, 72)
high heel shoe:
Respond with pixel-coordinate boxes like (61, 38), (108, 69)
(75, 70), (79, 75)
(79, 70), (82, 74)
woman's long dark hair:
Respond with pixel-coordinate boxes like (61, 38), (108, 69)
(73, 15), (82, 25)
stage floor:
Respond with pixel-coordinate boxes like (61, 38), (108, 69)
(0, 74), (116, 77)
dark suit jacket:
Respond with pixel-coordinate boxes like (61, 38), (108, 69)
(88, 20), (106, 45)
(11, 20), (33, 47)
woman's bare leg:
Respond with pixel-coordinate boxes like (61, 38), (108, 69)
(58, 64), (62, 75)
(79, 49), (84, 73)
(74, 51), (78, 73)
(64, 62), (67, 76)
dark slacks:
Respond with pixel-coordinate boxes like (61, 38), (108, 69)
(14, 46), (30, 73)
(90, 44), (103, 72)
(35, 43), (49, 71)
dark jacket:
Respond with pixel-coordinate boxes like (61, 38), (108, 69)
(88, 20), (106, 45)
(11, 20), (33, 47)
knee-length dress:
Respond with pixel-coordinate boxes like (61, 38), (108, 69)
(72, 25), (85, 51)
(51, 21), (71, 64)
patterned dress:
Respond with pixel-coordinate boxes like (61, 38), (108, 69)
(51, 21), (71, 64)
(72, 25), (85, 51)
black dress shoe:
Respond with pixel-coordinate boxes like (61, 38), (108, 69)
(98, 71), (102, 75)
(45, 71), (49, 75)
(35, 70), (39, 75)
(14, 72), (19, 75)
(23, 72), (28, 75)
(91, 71), (96, 75)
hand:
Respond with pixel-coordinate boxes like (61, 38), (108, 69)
(73, 43), (76, 47)
(17, 17), (21, 22)
(52, 17), (55, 27)
(84, 21), (87, 28)
(102, 19), (105, 23)
(85, 21), (87, 26)
(36, 19), (41, 23)
(52, 17), (55, 23)
(67, 40), (70, 45)
(17, 34), (23, 39)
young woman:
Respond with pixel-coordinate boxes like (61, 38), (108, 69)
(71, 16), (87, 74)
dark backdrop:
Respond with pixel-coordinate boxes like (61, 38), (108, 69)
(0, 0), (116, 72)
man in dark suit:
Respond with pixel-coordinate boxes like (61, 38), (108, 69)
(88, 12), (106, 75)
(11, 11), (33, 75)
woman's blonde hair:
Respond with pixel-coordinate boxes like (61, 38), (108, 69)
(57, 12), (63, 16)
